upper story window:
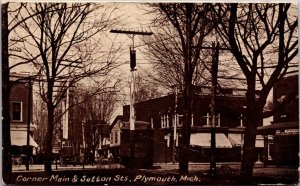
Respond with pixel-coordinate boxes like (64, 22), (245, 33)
(161, 114), (166, 128)
(12, 101), (22, 122)
(161, 114), (173, 128)
(177, 115), (183, 126)
(166, 115), (170, 128)
(204, 113), (220, 126)
(150, 117), (154, 129)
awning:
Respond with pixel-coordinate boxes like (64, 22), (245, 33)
(190, 133), (232, 148)
(228, 133), (264, 148)
(257, 121), (299, 134)
(255, 135), (264, 148)
(11, 131), (38, 147)
(228, 133), (242, 146)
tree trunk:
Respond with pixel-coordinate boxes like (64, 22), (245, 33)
(179, 78), (192, 174)
(44, 104), (55, 174)
(2, 3), (12, 184)
(179, 81), (192, 174)
(240, 78), (261, 184)
(179, 3), (193, 175)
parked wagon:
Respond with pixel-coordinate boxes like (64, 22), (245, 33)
(60, 146), (79, 166)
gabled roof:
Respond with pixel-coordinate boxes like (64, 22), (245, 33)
(110, 115), (124, 130)
(121, 121), (151, 130)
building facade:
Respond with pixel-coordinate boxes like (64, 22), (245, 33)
(10, 73), (38, 156)
(258, 74), (299, 166)
(121, 89), (261, 163)
(108, 115), (123, 161)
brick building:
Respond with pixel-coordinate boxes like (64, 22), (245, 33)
(120, 88), (261, 163)
(10, 73), (38, 156)
(258, 74), (299, 166)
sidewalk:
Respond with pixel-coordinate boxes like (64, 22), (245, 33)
(12, 163), (123, 172)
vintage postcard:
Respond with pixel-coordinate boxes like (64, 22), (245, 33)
(2, 1), (299, 185)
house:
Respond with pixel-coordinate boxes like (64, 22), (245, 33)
(121, 88), (263, 163)
(108, 115), (123, 161)
(10, 73), (38, 156)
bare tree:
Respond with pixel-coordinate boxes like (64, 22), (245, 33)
(69, 85), (119, 163)
(11, 2), (121, 173)
(142, 4), (215, 92)
(213, 3), (298, 183)
(134, 72), (164, 103)
(144, 3), (215, 174)
(32, 98), (47, 152)
(2, 3), (46, 182)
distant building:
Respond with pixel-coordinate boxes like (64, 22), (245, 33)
(10, 73), (38, 156)
(108, 115), (123, 161)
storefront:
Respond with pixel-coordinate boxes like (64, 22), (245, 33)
(257, 122), (299, 166)
(11, 130), (38, 155)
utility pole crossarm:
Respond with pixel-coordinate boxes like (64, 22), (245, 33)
(194, 45), (230, 51)
(110, 29), (153, 36)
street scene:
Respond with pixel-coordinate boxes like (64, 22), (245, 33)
(2, 2), (299, 185)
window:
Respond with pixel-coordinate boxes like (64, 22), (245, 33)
(177, 115), (183, 126)
(110, 133), (114, 144)
(172, 116), (175, 127)
(114, 132), (118, 144)
(240, 114), (244, 127)
(204, 113), (220, 126)
(166, 115), (169, 128)
(12, 102), (22, 121)
(204, 113), (211, 126)
(161, 115), (165, 128)
(150, 117), (154, 129)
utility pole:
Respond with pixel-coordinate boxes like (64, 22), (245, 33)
(210, 41), (219, 177)
(63, 80), (69, 140)
(208, 40), (230, 177)
(82, 119), (85, 169)
(172, 86), (178, 164)
(26, 76), (32, 171)
(110, 29), (152, 168)
(193, 40), (229, 177)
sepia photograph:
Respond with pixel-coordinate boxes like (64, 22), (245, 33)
(2, 1), (299, 185)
